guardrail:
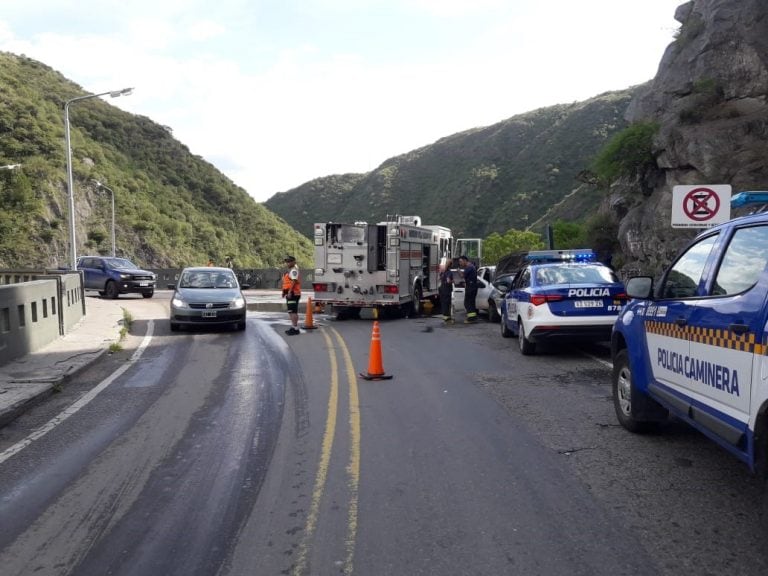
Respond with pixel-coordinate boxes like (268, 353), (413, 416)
(150, 268), (316, 290)
(0, 270), (85, 365)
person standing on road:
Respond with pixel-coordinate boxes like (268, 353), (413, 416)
(439, 258), (455, 324)
(282, 255), (301, 335)
(459, 255), (478, 323)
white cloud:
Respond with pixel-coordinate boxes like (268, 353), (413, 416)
(0, 0), (679, 202)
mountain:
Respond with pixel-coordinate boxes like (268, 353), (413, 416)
(607, 0), (768, 277)
(0, 52), (313, 269)
(265, 89), (640, 239)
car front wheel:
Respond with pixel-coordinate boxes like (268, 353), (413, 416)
(105, 281), (119, 299)
(612, 348), (651, 433)
(488, 301), (500, 322)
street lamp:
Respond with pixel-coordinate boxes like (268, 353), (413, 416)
(93, 180), (116, 257)
(64, 87), (133, 270)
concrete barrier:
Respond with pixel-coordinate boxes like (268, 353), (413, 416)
(0, 270), (85, 365)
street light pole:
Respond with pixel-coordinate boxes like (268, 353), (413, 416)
(64, 87), (133, 270)
(93, 180), (116, 257)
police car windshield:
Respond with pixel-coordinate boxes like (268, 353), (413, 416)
(534, 264), (617, 286)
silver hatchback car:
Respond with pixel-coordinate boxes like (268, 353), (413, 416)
(169, 267), (247, 331)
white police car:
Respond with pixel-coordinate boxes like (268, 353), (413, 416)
(611, 193), (768, 488)
(500, 249), (627, 354)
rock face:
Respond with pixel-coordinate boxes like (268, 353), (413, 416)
(613, 0), (768, 278)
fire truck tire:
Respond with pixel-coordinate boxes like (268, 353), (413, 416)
(408, 284), (423, 318)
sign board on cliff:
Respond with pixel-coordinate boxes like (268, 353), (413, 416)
(671, 184), (732, 228)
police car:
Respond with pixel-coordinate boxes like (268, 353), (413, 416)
(499, 249), (627, 355)
(611, 194), (768, 488)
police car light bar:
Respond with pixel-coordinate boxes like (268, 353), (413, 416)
(730, 191), (768, 208)
(526, 249), (596, 263)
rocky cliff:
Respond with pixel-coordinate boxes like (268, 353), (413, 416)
(612, 0), (768, 277)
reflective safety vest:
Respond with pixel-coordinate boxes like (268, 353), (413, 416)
(283, 267), (301, 296)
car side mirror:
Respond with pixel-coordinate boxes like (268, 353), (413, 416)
(240, 284), (250, 290)
(167, 283), (176, 290)
(497, 285), (509, 294)
(626, 276), (653, 299)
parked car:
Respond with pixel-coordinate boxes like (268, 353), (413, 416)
(610, 199), (768, 486)
(169, 267), (247, 331)
(452, 265), (498, 318)
(77, 256), (156, 299)
(500, 250), (627, 354)
(486, 272), (519, 322)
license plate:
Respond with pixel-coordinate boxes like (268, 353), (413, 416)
(574, 300), (603, 308)
(202, 311), (217, 318)
(139, 282), (150, 287)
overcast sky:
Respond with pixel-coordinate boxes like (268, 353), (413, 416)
(0, 1), (680, 202)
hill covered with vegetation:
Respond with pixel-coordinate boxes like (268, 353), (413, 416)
(265, 87), (641, 240)
(0, 52), (313, 269)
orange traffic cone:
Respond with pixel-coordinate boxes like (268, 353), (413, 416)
(359, 321), (393, 380)
(303, 297), (318, 330)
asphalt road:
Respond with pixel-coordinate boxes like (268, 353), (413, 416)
(0, 296), (766, 576)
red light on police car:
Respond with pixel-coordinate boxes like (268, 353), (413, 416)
(530, 294), (563, 306)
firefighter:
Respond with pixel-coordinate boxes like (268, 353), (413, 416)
(439, 258), (455, 324)
(459, 255), (478, 323)
(282, 255), (301, 335)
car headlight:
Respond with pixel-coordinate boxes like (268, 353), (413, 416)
(230, 296), (245, 309)
(119, 273), (131, 280)
(171, 296), (187, 308)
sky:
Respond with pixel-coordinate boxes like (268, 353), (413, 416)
(0, 1), (681, 202)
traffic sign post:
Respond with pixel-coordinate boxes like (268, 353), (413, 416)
(671, 184), (731, 228)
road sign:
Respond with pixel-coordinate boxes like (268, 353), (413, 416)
(672, 185), (731, 228)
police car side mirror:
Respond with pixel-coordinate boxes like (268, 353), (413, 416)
(496, 285), (509, 294)
(626, 276), (653, 299)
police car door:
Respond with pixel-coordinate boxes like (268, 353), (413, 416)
(508, 267), (531, 327)
(649, 233), (719, 394)
(683, 224), (768, 436)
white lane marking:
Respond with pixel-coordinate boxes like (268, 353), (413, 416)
(0, 321), (155, 466)
(581, 350), (613, 370)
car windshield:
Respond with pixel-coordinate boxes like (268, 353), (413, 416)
(105, 258), (138, 270)
(179, 271), (237, 289)
(535, 264), (617, 286)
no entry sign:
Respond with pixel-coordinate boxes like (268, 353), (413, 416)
(672, 184), (731, 228)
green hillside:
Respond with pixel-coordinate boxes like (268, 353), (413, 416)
(0, 52), (313, 269)
(265, 88), (641, 238)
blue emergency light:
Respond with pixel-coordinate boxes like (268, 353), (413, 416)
(730, 191), (768, 208)
(526, 249), (596, 263)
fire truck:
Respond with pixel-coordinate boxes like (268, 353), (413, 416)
(312, 216), (453, 317)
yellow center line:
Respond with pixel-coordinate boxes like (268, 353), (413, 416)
(330, 327), (361, 576)
(293, 330), (339, 576)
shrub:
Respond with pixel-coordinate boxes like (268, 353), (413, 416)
(590, 122), (658, 187)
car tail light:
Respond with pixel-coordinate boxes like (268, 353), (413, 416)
(530, 294), (563, 306)
(313, 283), (328, 292)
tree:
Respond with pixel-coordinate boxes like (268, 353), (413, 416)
(483, 229), (545, 264)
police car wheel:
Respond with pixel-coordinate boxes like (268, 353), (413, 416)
(612, 349), (650, 433)
(518, 319), (535, 355)
(500, 311), (513, 338)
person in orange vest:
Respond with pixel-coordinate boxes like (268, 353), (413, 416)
(282, 255), (301, 335)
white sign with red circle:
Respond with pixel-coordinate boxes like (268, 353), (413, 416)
(671, 184), (731, 228)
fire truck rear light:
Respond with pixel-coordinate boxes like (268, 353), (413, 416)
(313, 283), (328, 292)
(380, 285), (399, 294)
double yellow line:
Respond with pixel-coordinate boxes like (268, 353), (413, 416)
(293, 327), (361, 576)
